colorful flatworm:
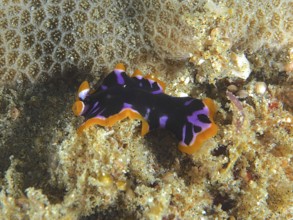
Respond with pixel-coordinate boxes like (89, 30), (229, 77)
(72, 63), (218, 154)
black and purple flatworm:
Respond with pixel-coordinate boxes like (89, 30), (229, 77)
(72, 63), (218, 154)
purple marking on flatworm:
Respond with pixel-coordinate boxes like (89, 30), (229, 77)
(188, 133), (198, 146)
(79, 88), (90, 100)
(93, 102), (99, 109)
(187, 107), (211, 130)
(183, 127), (201, 146)
(149, 80), (154, 88)
(95, 108), (106, 117)
(94, 115), (106, 120)
(149, 79), (154, 83)
(88, 102), (100, 115)
(114, 69), (124, 74)
(145, 108), (151, 119)
(182, 125), (186, 144)
(101, 85), (108, 90)
(184, 99), (193, 106)
(159, 115), (168, 128)
(152, 90), (162, 94)
(123, 103), (133, 109)
(135, 75), (143, 79)
(114, 71), (125, 85)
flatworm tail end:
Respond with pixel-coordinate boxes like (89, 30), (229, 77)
(72, 81), (90, 116)
(178, 98), (218, 154)
(72, 100), (85, 116)
(203, 98), (217, 119)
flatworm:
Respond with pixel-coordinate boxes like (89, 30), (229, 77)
(72, 63), (218, 154)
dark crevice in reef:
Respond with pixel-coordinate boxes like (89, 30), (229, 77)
(80, 195), (140, 220)
(205, 186), (238, 216)
(212, 192), (236, 212)
(145, 129), (180, 168)
(0, 68), (93, 203)
(145, 129), (208, 187)
(211, 145), (229, 157)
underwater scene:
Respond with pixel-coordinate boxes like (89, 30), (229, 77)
(0, 0), (292, 219)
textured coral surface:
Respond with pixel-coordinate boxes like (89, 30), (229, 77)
(0, 0), (292, 85)
(0, 0), (197, 84)
(0, 0), (292, 219)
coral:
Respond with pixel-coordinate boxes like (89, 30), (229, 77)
(1, 0), (292, 85)
(187, 0), (293, 82)
(0, 0), (197, 85)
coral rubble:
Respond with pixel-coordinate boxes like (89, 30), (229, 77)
(1, 67), (292, 219)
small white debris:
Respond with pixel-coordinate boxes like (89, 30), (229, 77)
(230, 53), (251, 80)
(197, 58), (205, 65)
(184, 77), (190, 85)
(255, 82), (267, 95)
(178, 92), (189, 97)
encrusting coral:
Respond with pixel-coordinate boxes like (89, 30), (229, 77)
(185, 0), (293, 82)
(0, 0), (195, 84)
(0, 0), (292, 85)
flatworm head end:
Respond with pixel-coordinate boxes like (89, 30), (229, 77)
(77, 81), (90, 100)
(72, 100), (85, 116)
(72, 70), (151, 135)
(178, 98), (218, 154)
(72, 80), (91, 116)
